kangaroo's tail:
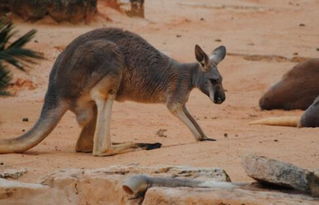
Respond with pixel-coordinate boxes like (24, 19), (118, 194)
(0, 93), (68, 153)
(249, 116), (300, 127)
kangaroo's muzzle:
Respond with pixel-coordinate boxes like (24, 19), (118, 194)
(209, 85), (225, 104)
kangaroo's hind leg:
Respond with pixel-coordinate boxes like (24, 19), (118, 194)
(75, 104), (97, 153)
(91, 76), (161, 156)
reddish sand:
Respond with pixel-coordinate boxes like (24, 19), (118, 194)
(0, 0), (318, 183)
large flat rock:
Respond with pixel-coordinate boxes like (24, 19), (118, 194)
(143, 187), (319, 205)
(242, 154), (319, 196)
(0, 165), (318, 204)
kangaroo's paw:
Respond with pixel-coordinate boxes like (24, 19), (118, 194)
(135, 143), (162, 150)
(93, 142), (162, 157)
(199, 137), (216, 141)
(93, 151), (116, 157)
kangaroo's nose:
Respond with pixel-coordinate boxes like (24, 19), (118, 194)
(214, 95), (225, 104)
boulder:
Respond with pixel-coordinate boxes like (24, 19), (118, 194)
(143, 186), (319, 205)
(2, 0), (97, 23)
(242, 154), (319, 197)
(9, 0), (49, 21)
(0, 165), (318, 204)
(48, 0), (97, 23)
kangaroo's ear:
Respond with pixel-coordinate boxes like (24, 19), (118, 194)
(195, 45), (209, 69)
(211, 46), (226, 64)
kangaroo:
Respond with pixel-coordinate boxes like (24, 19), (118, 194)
(252, 59), (319, 128)
(251, 95), (319, 128)
(0, 28), (227, 156)
(259, 59), (319, 110)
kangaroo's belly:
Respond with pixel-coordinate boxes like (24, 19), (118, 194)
(115, 86), (167, 104)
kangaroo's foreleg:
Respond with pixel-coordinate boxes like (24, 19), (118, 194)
(167, 103), (216, 141)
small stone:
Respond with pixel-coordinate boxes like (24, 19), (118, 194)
(274, 139), (278, 142)
(299, 23), (305, 27)
(293, 52), (298, 55)
(22, 129), (26, 132)
(176, 34), (182, 38)
(224, 133), (228, 138)
(0, 162), (4, 165)
(200, 17), (205, 21)
(316, 48), (319, 51)
(0, 168), (28, 179)
(155, 129), (167, 138)
(215, 39), (222, 42)
(34, 40), (38, 43)
(22, 118), (29, 122)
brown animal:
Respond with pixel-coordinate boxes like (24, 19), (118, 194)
(252, 59), (319, 127)
(250, 97), (319, 127)
(0, 28), (227, 156)
(259, 59), (319, 110)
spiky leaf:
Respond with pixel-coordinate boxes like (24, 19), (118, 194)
(0, 64), (11, 95)
(0, 21), (43, 95)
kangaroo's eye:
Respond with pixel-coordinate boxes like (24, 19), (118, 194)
(209, 79), (218, 84)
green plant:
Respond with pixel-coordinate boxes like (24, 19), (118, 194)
(0, 21), (42, 95)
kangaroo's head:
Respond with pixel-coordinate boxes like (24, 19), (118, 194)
(195, 45), (226, 104)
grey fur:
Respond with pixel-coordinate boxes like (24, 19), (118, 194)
(0, 28), (227, 155)
(300, 96), (319, 127)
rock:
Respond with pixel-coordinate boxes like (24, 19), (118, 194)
(40, 165), (230, 204)
(0, 0), (10, 15)
(103, 164), (231, 181)
(0, 168), (27, 179)
(122, 174), (238, 196)
(126, 0), (144, 18)
(0, 178), (53, 205)
(41, 168), (130, 205)
(48, 0), (97, 23)
(1, 165), (318, 204)
(155, 129), (167, 138)
(242, 154), (319, 196)
(9, 0), (49, 21)
(3, 0), (97, 23)
(143, 186), (319, 205)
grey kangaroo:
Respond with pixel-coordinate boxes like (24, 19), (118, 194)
(0, 28), (226, 156)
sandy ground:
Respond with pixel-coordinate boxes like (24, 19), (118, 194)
(0, 0), (318, 183)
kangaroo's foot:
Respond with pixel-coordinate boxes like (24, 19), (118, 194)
(93, 142), (162, 157)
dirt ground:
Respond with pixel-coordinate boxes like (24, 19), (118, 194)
(0, 0), (318, 184)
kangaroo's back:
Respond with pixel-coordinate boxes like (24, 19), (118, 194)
(259, 58), (319, 110)
(50, 28), (175, 103)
